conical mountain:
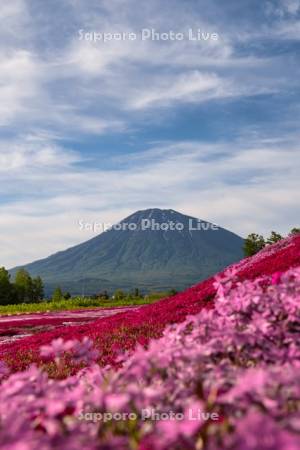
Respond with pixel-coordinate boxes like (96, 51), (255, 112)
(10, 209), (244, 294)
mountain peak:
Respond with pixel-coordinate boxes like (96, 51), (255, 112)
(132, 208), (177, 216)
(120, 209), (219, 234)
(123, 208), (197, 224)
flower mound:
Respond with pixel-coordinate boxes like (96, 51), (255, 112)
(0, 262), (300, 449)
(1, 234), (300, 374)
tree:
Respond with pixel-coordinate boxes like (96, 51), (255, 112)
(266, 231), (283, 245)
(102, 290), (109, 300)
(63, 292), (71, 300)
(243, 234), (265, 257)
(290, 228), (300, 235)
(32, 276), (44, 302)
(14, 269), (34, 303)
(0, 267), (14, 305)
(52, 287), (63, 302)
(114, 289), (126, 301)
(168, 288), (178, 296)
(91, 291), (110, 300)
(99, 290), (109, 300)
(0, 268), (45, 305)
(133, 288), (141, 298)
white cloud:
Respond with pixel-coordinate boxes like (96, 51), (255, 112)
(0, 50), (40, 125)
(129, 71), (226, 109)
(275, 19), (300, 39)
(264, 0), (300, 39)
(0, 138), (81, 173)
(0, 0), (29, 37)
(0, 1), (24, 19)
(281, 0), (300, 14)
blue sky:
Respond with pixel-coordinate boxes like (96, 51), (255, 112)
(0, 0), (299, 267)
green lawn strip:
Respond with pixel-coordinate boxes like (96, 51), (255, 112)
(0, 294), (168, 315)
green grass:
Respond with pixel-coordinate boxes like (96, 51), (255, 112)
(0, 293), (170, 315)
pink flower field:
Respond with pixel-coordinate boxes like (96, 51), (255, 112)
(0, 234), (300, 449)
(0, 306), (139, 345)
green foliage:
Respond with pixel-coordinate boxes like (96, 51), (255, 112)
(133, 288), (141, 298)
(266, 231), (283, 245)
(32, 276), (44, 302)
(113, 289), (126, 301)
(15, 269), (34, 303)
(0, 294), (164, 315)
(244, 228), (300, 257)
(0, 268), (45, 305)
(52, 287), (63, 302)
(91, 291), (110, 300)
(243, 233), (266, 257)
(168, 288), (178, 296)
(0, 267), (14, 305)
(101, 290), (109, 300)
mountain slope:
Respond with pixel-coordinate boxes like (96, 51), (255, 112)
(11, 208), (244, 294)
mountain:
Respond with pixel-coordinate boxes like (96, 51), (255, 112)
(10, 209), (244, 294)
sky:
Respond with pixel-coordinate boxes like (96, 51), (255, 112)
(0, 0), (299, 267)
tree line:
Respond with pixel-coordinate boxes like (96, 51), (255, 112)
(243, 228), (300, 257)
(0, 268), (44, 305)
